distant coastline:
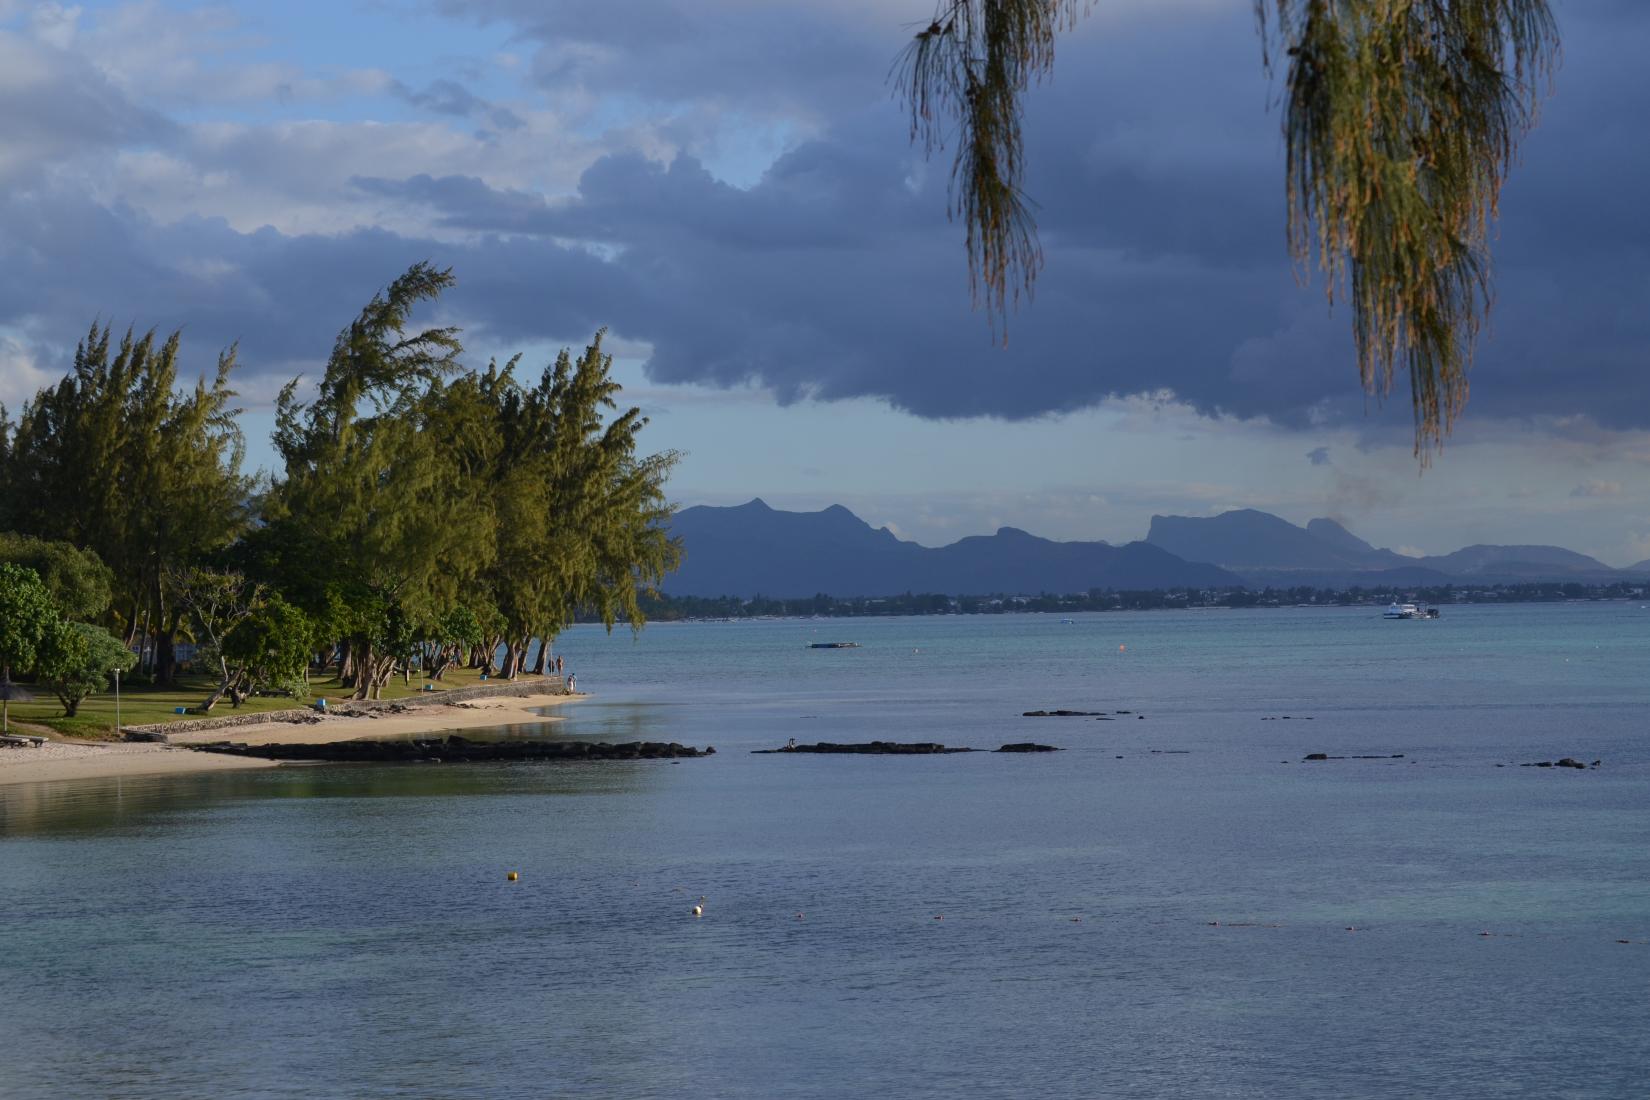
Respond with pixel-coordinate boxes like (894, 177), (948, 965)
(631, 581), (1648, 622)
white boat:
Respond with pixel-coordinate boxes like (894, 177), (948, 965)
(1383, 602), (1438, 619)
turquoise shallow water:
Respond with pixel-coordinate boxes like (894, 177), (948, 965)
(2, 603), (1648, 1098)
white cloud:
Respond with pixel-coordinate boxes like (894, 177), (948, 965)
(0, 333), (57, 407)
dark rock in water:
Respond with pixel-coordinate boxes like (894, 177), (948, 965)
(1555, 757), (1587, 769)
(753, 741), (973, 755)
(1023, 709), (1102, 717)
(996, 742), (1061, 753)
(1304, 752), (1404, 761)
(188, 736), (712, 763)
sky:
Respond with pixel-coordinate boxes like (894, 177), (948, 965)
(1, 0), (1647, 563)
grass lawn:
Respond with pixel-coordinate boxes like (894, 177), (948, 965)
(4, 665), (551, 739)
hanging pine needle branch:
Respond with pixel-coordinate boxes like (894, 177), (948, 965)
(897, 0), (1558, 460)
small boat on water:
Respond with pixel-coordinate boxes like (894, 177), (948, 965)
(1383, 602), (1440, 619)
(808, 641), (861, 649)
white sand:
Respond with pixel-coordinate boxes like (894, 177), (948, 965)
(0, 693), (576, 787)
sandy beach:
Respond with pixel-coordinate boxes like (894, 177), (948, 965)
(0, 693), (574, 787)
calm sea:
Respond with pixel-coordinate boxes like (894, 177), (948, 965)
(2, 603), (1648, 1098)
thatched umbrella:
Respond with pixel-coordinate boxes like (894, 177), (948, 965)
(0, 679), (34, 734)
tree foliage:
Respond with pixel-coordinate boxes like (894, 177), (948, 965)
(897, 0), (1559, 457)
(263, 266), (680, 696)
(0, 325), (248, 677)
(2, 265), (680, 706)
(35, 619), (136, 717)
(222, 596), (313, 702)
(268, 264), (480, 698)
(0, 533), (113, 622)
(0, 563), (58, 681)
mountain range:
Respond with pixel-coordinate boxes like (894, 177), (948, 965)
(664, 499), (1242, 597)
(663, 499), (1650, 599)
(1144, 508), (1639, 588)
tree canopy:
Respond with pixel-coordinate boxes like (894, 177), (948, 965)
(0, 264), (682, 714)
(0, 533), (113, 622)
(0, 563), (57, 682)
(264, 269), (680, 697)
(35, 619), (136, 717)
(898, 0), (1559, 458)
(0, 325), (249, 680)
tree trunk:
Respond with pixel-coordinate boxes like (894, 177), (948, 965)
(530, 636), (548, 676)
(202, 682), (228, 711)
(137, 605), (152, 676)
(371, 655), (396, 699)
(352, 637), (373, 700)
(155, 603), (183, 688)
(339, 639), (356, 688)
(156, 627), (178, 687)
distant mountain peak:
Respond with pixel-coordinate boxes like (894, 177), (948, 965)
(1305, 517), (1377, 557)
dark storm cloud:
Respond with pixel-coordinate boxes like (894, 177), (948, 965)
(2, 2), (1645, 434)
(401, 1), (1650, 431)
(0, 186), (629, 387)
(346, 2), (1342, 423)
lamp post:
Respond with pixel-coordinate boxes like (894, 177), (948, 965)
(113, 666), (122, 738)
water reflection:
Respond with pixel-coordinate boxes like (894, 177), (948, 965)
(0, 757), (670, 837)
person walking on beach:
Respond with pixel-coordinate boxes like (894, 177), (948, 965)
(566, 673), (576, 694)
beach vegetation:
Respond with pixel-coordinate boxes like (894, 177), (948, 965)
(34, 619), (137, 718)
(0, 326), (250, 683)
(0, 534), (114, 622)
(0, 263), (681, 725)
(0, 563), (59, 684)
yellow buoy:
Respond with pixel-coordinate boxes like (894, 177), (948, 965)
(506, 871), (519, 882)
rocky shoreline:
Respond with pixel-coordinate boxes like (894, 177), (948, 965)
(752, 741), (1060, 754)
